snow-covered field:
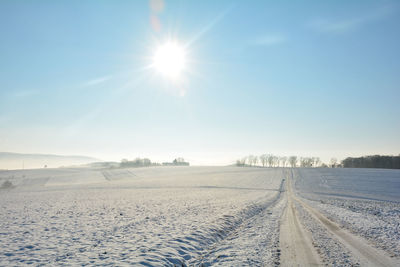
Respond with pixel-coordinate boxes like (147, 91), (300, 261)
(295, 167), (400, 202)
(294, 168), (400, 263)
(0, 167), (283, 266)
(1, 166), (399, 266)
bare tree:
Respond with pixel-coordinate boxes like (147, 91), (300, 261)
(260, 154), (267, 167)
(272, 156), (279, 167)
(300, 157), (306, 167)
(267, 154), (274, 167)
(236, 157), (247, 166)
(253, 156), (258, 166)
(280, 156), (287, 168)
(236, 154), (326, 168)
(330, 158), (337, 168)
(289, 156), (297, 168)
(313, 157), (321, 167)
(301, 157), (314, 167)
(299, 157), (308, 167)
(248, 155), (255, 166)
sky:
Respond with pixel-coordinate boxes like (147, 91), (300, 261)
(0, 0), (399, 165)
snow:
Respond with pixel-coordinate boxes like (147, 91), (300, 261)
(294, 168), (400, 258)
(0, 166), (283, 265)
(295, 202), (359, 266)
(1, 166), (399, 265)
(295, 167), (400, 202)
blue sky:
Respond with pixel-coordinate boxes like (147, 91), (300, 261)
(0, 0), (399, 165)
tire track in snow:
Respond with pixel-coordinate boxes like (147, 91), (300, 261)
(194, 179), (286, 266)
(291, 169), (400, 267)
(125, 179), (286, 266)
(280, 170), (323, 266)
(63, 183), (284, 266)
(294, 195), (399, 266)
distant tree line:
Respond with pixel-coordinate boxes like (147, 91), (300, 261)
(163, 158), (190, 166)
(119, 157), (189, 168)
(236, 154), (322, 168)
(342, 155), (400, 169)
(120, 158), (159, 168)
(236, 154), (400, 169)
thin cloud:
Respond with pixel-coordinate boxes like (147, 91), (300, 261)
(250, 35), (286, 46)
(310, 5), (395, 34)
(82, 75), (112, 87)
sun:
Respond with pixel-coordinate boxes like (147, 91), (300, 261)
(153, 41), (186, 80)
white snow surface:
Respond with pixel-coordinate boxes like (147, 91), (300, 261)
(1, 166), (399, 265)
(0, 166), (283, 266)
(295, 202), (359, 266)
(294, 168), (400, 258)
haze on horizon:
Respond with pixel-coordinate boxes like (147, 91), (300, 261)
(0, 0), (399, 166)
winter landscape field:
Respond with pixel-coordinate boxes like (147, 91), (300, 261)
(2, 0), (400, 266)
(0, 166), (399, 266)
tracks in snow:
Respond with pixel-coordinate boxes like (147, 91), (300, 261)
(294, 194), (399, 266)
(191, 179), (285, 266)
(282, 169), (400, 267)
(280, 176), (322, 266)
(97, 169), (400, 266)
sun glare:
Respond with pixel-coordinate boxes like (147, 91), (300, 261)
(153, 41), (186, 79)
